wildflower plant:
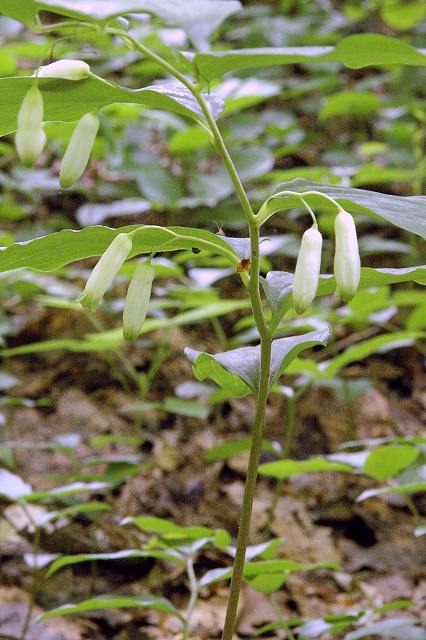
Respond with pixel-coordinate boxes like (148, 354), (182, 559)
(0, 1), (425, 638)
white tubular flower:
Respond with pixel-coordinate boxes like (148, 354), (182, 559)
(15, 84), (45, 167)
(292, 226), (322, 314)
(78, 233), (132, 312)
(334, 210), (361, 301)
(36, 60), (90, 81)
(123, 260), (155, 341)
(59, 112), (99, 189)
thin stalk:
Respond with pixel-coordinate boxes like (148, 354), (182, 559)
(192, 90), (257, 226)
(183, 557), (199, 640)
(221, 334), (272, 640)
(105, 27), (194, 93)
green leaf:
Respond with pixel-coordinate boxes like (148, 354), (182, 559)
(262, 266), (426, 325)
(163, 397), (209, 420)
(357, 483), (426, 502)
(248, 572), (287, 594)
(46, 549), (185, 578)
(259, 457), (353, 480)
(25, 481), (108, 502)
(38, 593), (183, 621)
(320, 331), (424, 379)
(205, 436), (280, 463)
(319, 91), (380, 120)
(193, 34), (426, 82)
(123, 515), (230, 549)
(185, 328), (330, 396)
(258, 180), (426, 238)
(363, 445), (420, 481)
(0, 225), (239, 273)
(200, 559), (340, 587)
(0, 0), (242, 50)
(0, 76), (222, 137)
(345, 616), (425, 640)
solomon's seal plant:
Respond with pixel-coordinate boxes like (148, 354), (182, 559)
(0, 2), (424, 639)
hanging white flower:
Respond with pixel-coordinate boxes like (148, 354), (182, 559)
(36, 59), (90, 81)
(78, 233), (132, 312)
(123, 260), (155, 341)
(334, 210), (361, 301)
(292, 226), (323, 314)
(60, 112), (99, 189)
(15, 84), (46, 167)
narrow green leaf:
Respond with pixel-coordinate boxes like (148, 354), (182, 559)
(0, 225), (239, 273)
(259, 457), (353, 480)
(345, 616), (424, 640)
(47, 549), (185, 578)
(321, 331), (424, 379)
(205, 436), (279, 463)
(357, 483), (426, 502)
(194, 34), (426, 82)
(38, 593), (183, 621)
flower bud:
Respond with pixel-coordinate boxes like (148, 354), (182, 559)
(15, 84), (45, 166)
(78, 233), (132, 312)
(37, 59), (90, 81)
(292, 226), (322, 314)
(334, 210), (361, 301)
(59, 112), (99, 189)
(123, 260), (155, 341)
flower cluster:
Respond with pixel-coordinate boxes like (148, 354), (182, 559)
(15, 59), (98, 188)
(292, 210), (361, 314)
(78, 234), (155, 341)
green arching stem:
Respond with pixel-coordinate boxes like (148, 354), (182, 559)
(109, 29), (273, 640)
(299, 197), (318, 229)
(257, 190), (345, 226)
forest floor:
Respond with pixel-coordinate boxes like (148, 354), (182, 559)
(0, 292), (425, 639)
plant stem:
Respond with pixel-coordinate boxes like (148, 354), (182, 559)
(183, 556), (199, 640)
(221, 334), (272, 640)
